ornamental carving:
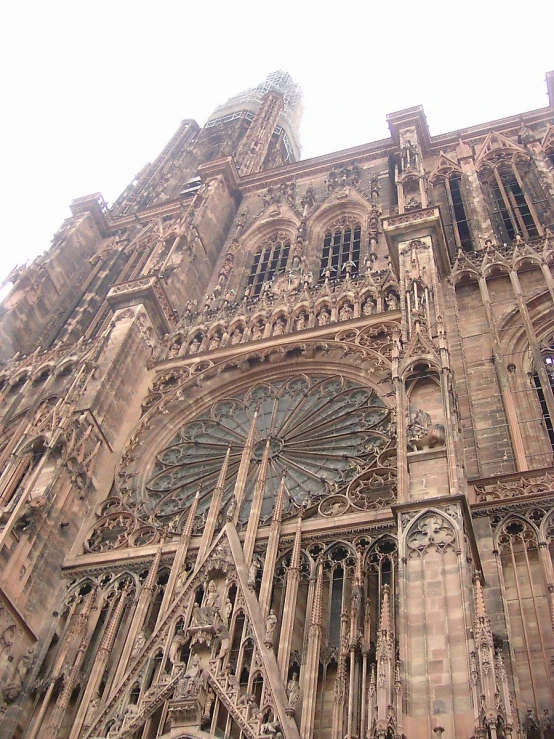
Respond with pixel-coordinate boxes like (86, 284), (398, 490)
(162, 270), (400, 359)
(87, 374), (395, 550)
(474, 470), (554, 502)
(406, 513), (456, 552)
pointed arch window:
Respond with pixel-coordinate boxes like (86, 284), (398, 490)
(480, 160), (544, 242)
(431, 172), (473, 254)
(247, 236), (290, 297)
(318, 221), (361, 283)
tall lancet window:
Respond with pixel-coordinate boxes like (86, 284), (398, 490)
(318, 220), (361, 283)
(431, 172), (473, 254)
(480, 159), (545, 242)
(247, 235), (290, 297)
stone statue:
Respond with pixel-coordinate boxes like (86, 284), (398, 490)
(295, 312), (307, 331)
(189, 337), (201, 354)
(362, 297), (375, 316)
(339, 303), (353, 321)
(260, 719), (283, 738)
(407, 408), (445, 452)
(540, 710), (554, 739)
(248, 558), (260, 588)
(264, 609), (278, 645)
(230, 328), (243, 345)
(209, 334), (221, 351)
(175, 654), (203, 700)
(204, 580), (220, 611)
(273, 318), (286, 336)
(317, 308), (330, 326)
(226, 496), (237, 521)
(252, 322), (265, 340)
(223, 598), (233, 625)
(523, 709), (541, 739)
(216, 623), (231, 661)
(169, 630), (188, 664)
(132, 629), (147, 658)
(286, 673), (300, 713)
(385, 293), (399, 311)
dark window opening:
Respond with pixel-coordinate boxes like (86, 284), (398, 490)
(318, 225), (361, 283)
(248, 240), (290, 297)
(535, 356), (554, 450)
(448, 175), (473, 251)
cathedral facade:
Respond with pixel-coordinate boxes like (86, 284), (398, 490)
(0, 70), (554, 739)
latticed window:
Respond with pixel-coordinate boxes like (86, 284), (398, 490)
(318, 221), (361, 282)
(432, 173), (473, 254)
(481, 162), (543, 242)
(247, 236), (290, 297)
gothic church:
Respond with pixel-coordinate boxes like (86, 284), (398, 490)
(0, 70), (553, 739)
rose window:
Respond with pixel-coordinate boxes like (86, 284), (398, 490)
(144, 374), (392, 527)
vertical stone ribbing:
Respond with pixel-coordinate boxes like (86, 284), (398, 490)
(300, 561), (323, 739)
(259, 470), (287, 617)
(198, 448), (231, 561)
(243, 438), (271, 565)
(233, 408), (258, 521)
(277, 513), (303, 680)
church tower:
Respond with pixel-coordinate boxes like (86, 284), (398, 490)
(0, 71), (553, 739)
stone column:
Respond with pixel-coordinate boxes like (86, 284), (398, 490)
(299, 561), (323, 739)
(277, 515), (303, 681)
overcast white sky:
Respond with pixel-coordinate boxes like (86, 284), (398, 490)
(0, 1), (552, 287)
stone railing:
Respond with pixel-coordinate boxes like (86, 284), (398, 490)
(163, 270), (400, 359)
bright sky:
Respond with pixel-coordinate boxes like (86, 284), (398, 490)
(1, 1), (552, 287)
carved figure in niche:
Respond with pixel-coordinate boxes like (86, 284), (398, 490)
(131, 629), (147, 658)
(343, 260), (356, 277)
(204, 580), (220, 611)
(385, 293), (399, 311)
(286, 673), (300, 713)
(230, 328), (243, 345)
(3, 647), (34, 703)
(252, 321), (265, 340)
(339, 303), (353, 321)
(295, 312), (307, 331)
(216, 623), (231, 661)
(362, 297), (376, 316)
(0, 625), (16, 658)
(292, 244), (303, 268)
(248, 558), (260, 588)
(264, 609), (278, 645)
(191, 602), (207, 627)
(209, 333), (221, 351)
(260, 720), (283, 738)
(168, 338), (182, 358)
(202, 688), (215, 727)
(370, 171), (381, 203)
(523, 710), (541, 739)
(540, 710), (554, 739)
(226, 496), (237, 521)
(169, 629), (188, 664)
(238, 692), (258, 709)
(401, 139), (419, 171)
(223, 598), (233, 625)
(175, 654), (203, 699)
(189, 336), (201, 355)
(317, 308), (331, 326)
(273, 318), (286, 336)
(407, 408), (445, 452)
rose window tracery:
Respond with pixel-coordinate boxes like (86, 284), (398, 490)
(145, 374), (393, 528)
